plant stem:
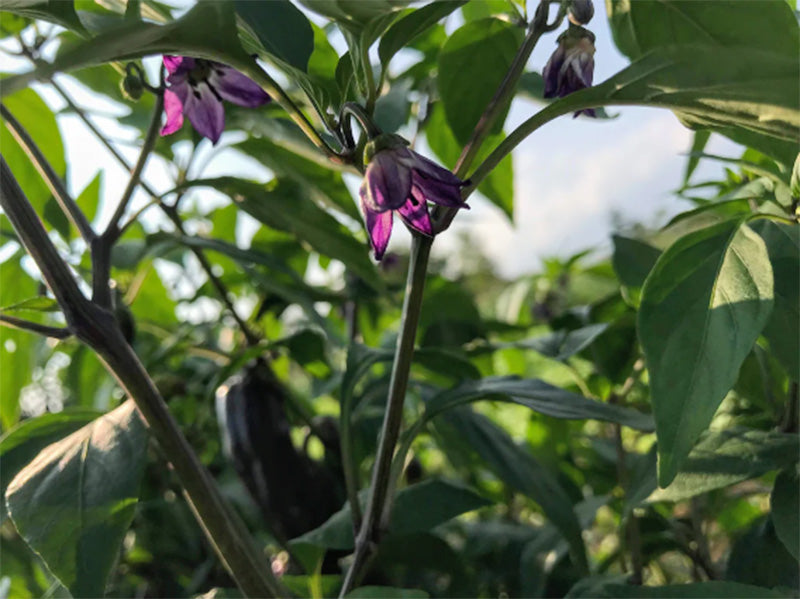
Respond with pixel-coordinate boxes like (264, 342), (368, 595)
(339, 235), (433, 597)
(0, 314), (72, 339)
(0, 103), (95, 243)
(91, 89), (164, 309)
(0, 156), (287, 599)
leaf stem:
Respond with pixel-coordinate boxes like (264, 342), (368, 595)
(0, 103), (96, 243)
(0, 314), (72, 339)
(339, 235), (433, 596)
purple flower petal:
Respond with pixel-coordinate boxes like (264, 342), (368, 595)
(365, 151), (412, 211)
(212, 67), (270, 108)
(542, 45), (565, 98)
(408, 152), (464, 186)
(360, 185), (393, 260)
(397, 190), (433, 236)
(160, 87), (186, 136)
(184, 85), (225, 144)
(164, 55), (193, 75)
(411, 172), (468, 208)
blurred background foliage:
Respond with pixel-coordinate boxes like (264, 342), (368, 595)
(0, 0), (798, 598)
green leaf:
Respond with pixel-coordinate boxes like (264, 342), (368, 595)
(6, 401), (147, 597)
(639, 218), (774, 486)
(606, 0), (798, 61)
(177, 177), (382, 291)
(75, 171), (103, 225)
(1, 1), (254, 97)
(437, 18), (524, 144)
(291, 478), (491, 550)
(424, 376), (654, 431)
(346, 587), (428, 599)
(437, 409), (589, 573)
(378, 0), (466, 67)
(235, 0), (313, 72)
(726, 517), (799, 588)
(647, 428), (799, 503)
(426, 103), (513, 218)
(771, 467), (800, 560)
(235, 137), (360, 221)
(751, 220), (799, 377)
(612, 235), (662, 289)
(298, 0), (408, 31)
(0, 409), (100, 519)
(0, 0), (86, 33)
(0, 296), (59, 313)
(684, 130), (711, 184)
(1, 88), (66, 217)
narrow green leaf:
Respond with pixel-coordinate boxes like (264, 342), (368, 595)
(771, 467), (800, 560)
(378, 0), (466, 67)
(437, 18), (524, 144)
(437, 409), (589, 573)
(684, 130), (711, 184)
(424, 376), (654, 431)
(235, 0), (313, 71)
(6, 401), (147, 597)
(175, 177), (382, 291)
(0, 0), (86, 33)
(75, 171), (103, 225)
(639, 219), (775, 486)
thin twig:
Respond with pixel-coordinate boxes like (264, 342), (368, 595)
(0, 103), (96, 243)
(0, 314), (72, 339)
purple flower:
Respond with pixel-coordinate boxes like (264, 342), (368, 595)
(359, 135), (468, 260)
(160, 56), (270, 144)
(543, 27), (596, 117)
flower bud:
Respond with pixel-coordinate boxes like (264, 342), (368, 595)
(568, 0), (594, 25)
(120, 74), (143, 101)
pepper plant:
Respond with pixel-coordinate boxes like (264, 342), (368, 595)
(0, 1), (798, 598)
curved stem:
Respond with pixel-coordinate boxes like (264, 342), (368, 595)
(339, 235), (433, 596)
(341, 102), (383, 141)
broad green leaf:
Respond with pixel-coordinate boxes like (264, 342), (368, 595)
(6, 401), (147, 597)
(0, 409), (100, 519)
(378, 0), (466, 67)
(298, 0), (408, 31)
(751, 220), (799, 377)
(509, 324), (610, 362)
(0, 0), (85, 33)
(771, 467), (800, 560)
(567, 579), (789, 598)
(423, 376), (654, 431)
(291, 478), (491, 550)
(1, 88), (66, 217)
(606, 0), (797, 61)
(437, 409), (589, 573)
(235, 0), (314, 72)
(646, 428), (799, 503)
(437, 18), (524, 144)
(1, 2), (255, 97)
(176, 177), (382, 291)
(639, 219), (774, 486)
(611, 235), (661, 289)
(426, 103), (513, 218)
(346, 587), (428, 599)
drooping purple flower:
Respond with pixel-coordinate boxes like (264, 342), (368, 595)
(359, 134), (468, 260)
(542, 27), (596, 117)
(160, 56), (270, 144)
